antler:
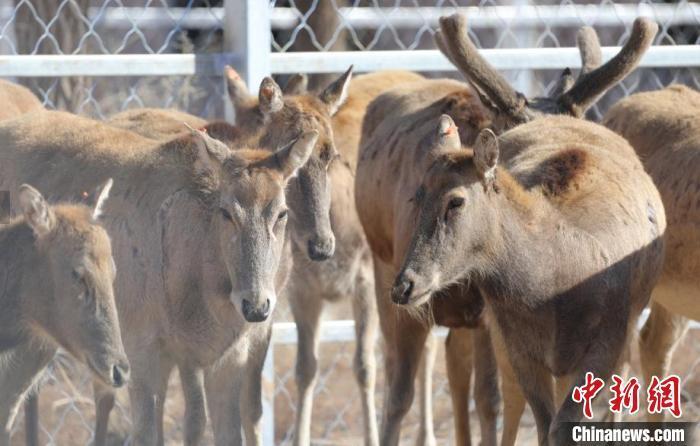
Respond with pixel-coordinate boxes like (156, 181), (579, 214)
(576, 26), (603, 76)
(434, 29), (497, 112)
(559, 17), (658, 115)
(438, 13), (526, 121)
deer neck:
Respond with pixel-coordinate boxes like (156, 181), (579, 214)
(478, 185), (608, 307)
(0, 226), (51, 350)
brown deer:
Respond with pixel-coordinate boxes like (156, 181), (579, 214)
(0, 181), (128, 446)
(0, 111), (317, 446)
(356, 13), (658, 445)
(603, 84), (700, 421)
(224, 67), (425, 445)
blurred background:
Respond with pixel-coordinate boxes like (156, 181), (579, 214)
(1, 1), (698, 444)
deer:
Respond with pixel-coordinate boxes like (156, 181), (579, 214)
(0, 110), (317, 446)
(224, 66), (425, 446)
(603, 84), (700, 421)
(0, 181), (129, 446)
(355, 13), (659, 446)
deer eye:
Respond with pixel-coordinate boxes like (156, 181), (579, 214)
(445, 197), (465, 220)
(277, 209), (288, 221)
(219, 207), (233, 222)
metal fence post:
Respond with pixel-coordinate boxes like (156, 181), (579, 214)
(224, 0), (271, 122)
(262, 341), (276, 446)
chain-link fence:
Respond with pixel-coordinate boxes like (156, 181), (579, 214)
(2, 1), (699, 445)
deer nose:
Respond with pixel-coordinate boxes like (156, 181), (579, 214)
(241, 298), (272, 323)
(111, 360), (130, 388)
(391, 275), (415, 305)
(307, 234), (335, 261)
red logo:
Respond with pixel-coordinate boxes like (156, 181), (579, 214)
(572, 372), (605, 419)
(609, 375), (641, 414)
(571, 372), (683, 418)
(647, 375), (682, 418)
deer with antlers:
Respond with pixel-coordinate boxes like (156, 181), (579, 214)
(356, 13), (659, 445)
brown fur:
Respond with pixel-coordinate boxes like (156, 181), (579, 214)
(357, 14), (659, 442)
(282, 70), (424, 446)
(523, 148), (590, 197)
(107, 107), (207, 141)
(356, 80), (500, 445)
(0, 110), (314, 446)
(0, 80), (43, 122)
(390, 114), (665, 445)
(0, 188), (127, 446)
(604, 85), (700, 420)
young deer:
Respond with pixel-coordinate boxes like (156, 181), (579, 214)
(604, 84), (700, 421)
(356, 13), (658, 446)
(224, 67), (425, 446)
(0, 111), (317, 446)
(0, 181), (128, 446)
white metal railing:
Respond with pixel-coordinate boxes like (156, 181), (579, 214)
(1, 46), (698, 77)
(3, 4), (695, 30)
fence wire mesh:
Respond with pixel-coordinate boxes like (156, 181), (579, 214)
(1, 1), (699, 445)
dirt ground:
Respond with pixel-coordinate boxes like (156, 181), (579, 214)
(9, 313), (699, 446)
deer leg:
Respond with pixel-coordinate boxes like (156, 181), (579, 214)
(352, 269), (379, 446)
(599, 346), (630, 423)
(445, 328), (474, 446)
(640, 302), (689, 422)
(179, 365), (207, 446)
(508, 353), (554, 446)
(93, 379), (116, 446)
(549, 334), (625, 446)
(416, 332), (437, 446)
(472, 325), (500, 446)
(128, 346), (173, 446)
(491, 329), (526, 446)
(288, 287), (323, 446)
(372, 255), (431, 446)
(380, 316), (431, 446)
(205, 358), (244, 445)
(0, 343), (54, 446)
(241, 324), (273, 446)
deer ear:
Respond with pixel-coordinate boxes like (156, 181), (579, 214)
(224, 65), (254, 108)
(473, 129), (499, 187)
(283, 73), (308, 95)
(185, 123), (229, 176)
(259, 77), (284, 115)
(91, 178), (113, 221)
(319, 65), (353, 116)
(436, 114), (461, 151)
(18, 184), (55, 236)
(274, 130), (319, 180)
